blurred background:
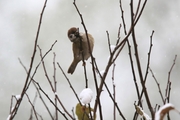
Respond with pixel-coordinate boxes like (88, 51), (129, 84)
(0, 0), (179, 119)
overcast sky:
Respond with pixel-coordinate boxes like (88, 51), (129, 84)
(0, 0), (180, 119)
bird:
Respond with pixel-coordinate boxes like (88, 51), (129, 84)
(67, 27), (94, 74)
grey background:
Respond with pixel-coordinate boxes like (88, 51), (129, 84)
(0, 0), (180, 119)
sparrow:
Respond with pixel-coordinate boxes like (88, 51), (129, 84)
(67, 27), (94, 74)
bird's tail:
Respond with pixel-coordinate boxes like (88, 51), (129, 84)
(68, 60), (79, 74)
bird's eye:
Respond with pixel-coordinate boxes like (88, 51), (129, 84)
(69, 34), (73, 38)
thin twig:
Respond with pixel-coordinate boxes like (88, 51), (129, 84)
(76, 28), (89, 88)
(112, 41), (126, 63)
(119, 0), (127, 34)
(71, 107), (76, 120)
(25, 40), (57, 91)
(55, 94), (75, 120)
(167, 82), (171, 120)
(9, 96), (13, 115)
(37, 45), (54, 90)
(133, 30), (154, 119)
(144, 31), (154, 83)
(165, 55), (177, 120)
(134, 0), (147, 25)
(18, 58), (54, 119)
(80, 36), (89, 88)
(133, 0), (141, 21)
(53, 52), (58, 120)
(128, 39), (142, 120)
(23, 40), (57, 90)
(130, 0), (153, 118)
(112, 63), (116, 120)
(32, 79), (69, 120)
(133, 0), (153, 116)
(116, 24), (122, 46)
(88, 104), (93, 120)
(165, 55), (177, 102)
(34, 80), (54, 119)
(120, 0), (149, 119)
(72, 1), (102, 119)
(149, 67), (165, 103)
(119, 0), (142, 111)
(25, 93), (39, 120)
(9, 1), (48, 119)
(94, 59), (125, 120)
(37, 45), (74, 119)
(29, 92), (38, 120)
(94, 38), (127, 120)
(106, 31), (112, 54)
(57, 62), (81, 105)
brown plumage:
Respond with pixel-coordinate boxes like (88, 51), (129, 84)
(67, 27), (94, 74)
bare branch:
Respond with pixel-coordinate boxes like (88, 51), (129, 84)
(37, 45), (74, 119)
(53, 52), (58, 120)
(144, 31), (154, 83)
(165, 55), (177, 102)
(130, 0), (154, 118)
(29, 92), (38, 120)
(71, 107), (75, 119)
(9, 0), (48, 119)
(26, 40), (57, 91)
(18, 58), (54, 119)
(149, 67), (165, 104)
(112, 63), (116, 120)
(32, 79), (69, 120)
(57, 62), (81, 105)
(119, 0), (127, 34)
(106, 31), (112, 54)
(37, 45), (55, 91)
(25, 93), (39, 120)
(95, 61), (125, 119)
(72, 1), (102, 119)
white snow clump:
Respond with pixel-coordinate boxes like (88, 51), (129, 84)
(79, 88), (93, 105)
